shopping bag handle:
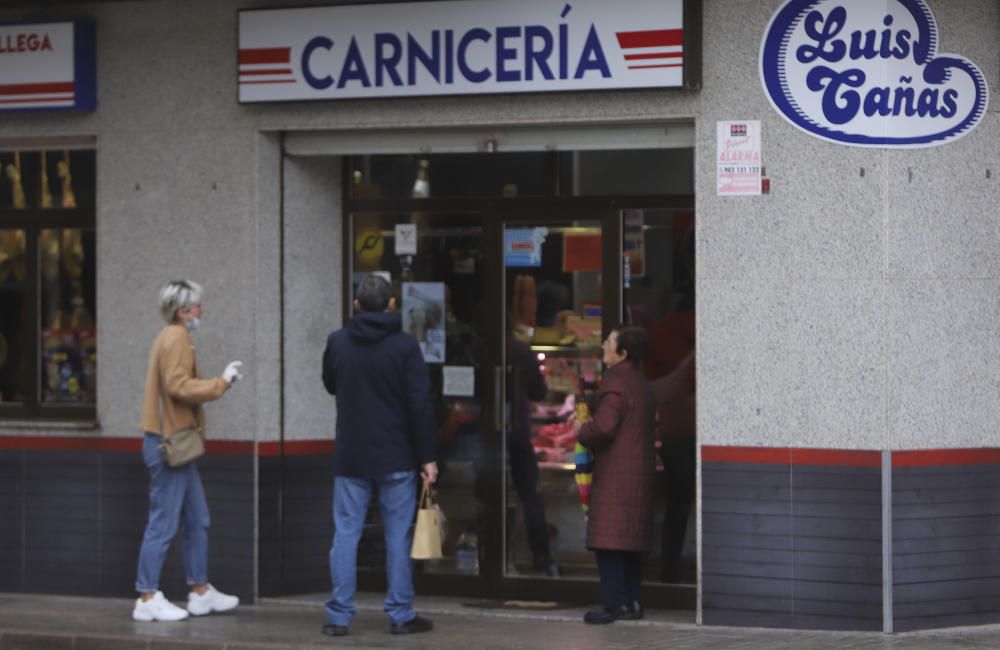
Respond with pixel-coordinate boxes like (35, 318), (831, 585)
(419, 480), (436, 509)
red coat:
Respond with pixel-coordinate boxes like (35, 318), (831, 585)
(577, 361), (656, 552)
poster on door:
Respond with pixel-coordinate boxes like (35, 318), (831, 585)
(716, 120), (762, 196)
(402, 282), (445, 363)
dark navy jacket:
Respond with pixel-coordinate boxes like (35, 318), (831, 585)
(322, 311), (436, 478)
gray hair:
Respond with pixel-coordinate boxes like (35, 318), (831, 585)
(356, 273), (392, 312)
(159, 280), (203, 323)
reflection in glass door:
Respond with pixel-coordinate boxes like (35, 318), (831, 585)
(501, 219), (606, 581)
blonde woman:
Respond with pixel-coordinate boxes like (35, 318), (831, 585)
(133, 280), (244, 622)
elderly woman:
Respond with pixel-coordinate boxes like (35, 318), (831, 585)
(574, 325), (656, 624)
(132, 280), (244, 622)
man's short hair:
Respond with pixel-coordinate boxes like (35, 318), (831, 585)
(613, 324), (650, 362)
(356, 274), (392, 312)
(159, 280), (203, 324)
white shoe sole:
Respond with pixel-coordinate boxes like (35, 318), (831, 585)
(132, 610), (189, 622)
(188, 599), (239, 616)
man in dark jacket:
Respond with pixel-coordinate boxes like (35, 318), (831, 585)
(320, 274), (437, 638)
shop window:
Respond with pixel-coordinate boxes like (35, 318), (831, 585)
(349, 149), (693, 200)
(0, 150), (96, 419)
(349, 152), (555, 199)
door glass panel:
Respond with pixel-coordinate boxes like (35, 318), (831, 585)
(502, 220), (604, 580)
(623, 208), (696, 585)
(351, 211), (487, 576)
(349, 153), (554, 199)
(0, 229), (27, 403)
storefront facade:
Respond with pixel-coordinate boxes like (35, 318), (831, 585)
(0, 0), (997, 634)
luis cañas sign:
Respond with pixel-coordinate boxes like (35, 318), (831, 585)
(760, 0), (988, 148)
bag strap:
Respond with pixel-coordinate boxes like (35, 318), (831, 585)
(419, 480), (434, 509)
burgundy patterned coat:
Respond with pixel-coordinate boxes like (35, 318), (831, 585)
(577, 360), (656, 552)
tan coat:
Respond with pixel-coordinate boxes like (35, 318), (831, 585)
(139, 324), (229, 436)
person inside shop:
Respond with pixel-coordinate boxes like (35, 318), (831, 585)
(321, 273), (438, 637)
(133, 280), (243, 622)
(645, 224), (696, 583)
(506, 317), (561, 577)
(574, 325), (655, 624)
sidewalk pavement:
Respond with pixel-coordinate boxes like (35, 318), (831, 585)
(3, 591), (1000, 649)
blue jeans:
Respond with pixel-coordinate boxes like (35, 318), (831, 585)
(325, 470), (418, 626)
(135, 432), (210, 593)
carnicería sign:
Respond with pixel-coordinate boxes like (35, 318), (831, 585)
(760, 0), (989, 148)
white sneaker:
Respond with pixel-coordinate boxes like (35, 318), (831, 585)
(132, 591), (190, 622)
(187, 584), (239, 616)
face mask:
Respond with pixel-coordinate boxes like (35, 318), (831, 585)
(185, 317), (201, 332)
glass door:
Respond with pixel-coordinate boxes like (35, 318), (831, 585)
(486, 204), (620, 601)
(349, 209), (498, 597)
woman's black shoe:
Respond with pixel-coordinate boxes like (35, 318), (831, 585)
(583, 604), (630, 624)
(620, 601), (644, 620)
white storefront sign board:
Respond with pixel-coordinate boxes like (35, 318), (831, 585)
(0, 20), (96, 112)
(239, 0), (684, 102)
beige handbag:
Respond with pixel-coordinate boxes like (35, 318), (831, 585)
(410, 481), (443, 560)
(159, 426), (205, 468)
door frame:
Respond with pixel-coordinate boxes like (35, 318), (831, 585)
(342, 194), (696, 609)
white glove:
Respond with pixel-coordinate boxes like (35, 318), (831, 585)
(223, 360), (243, 385)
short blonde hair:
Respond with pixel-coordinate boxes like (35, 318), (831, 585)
(159, 280), (203, 323)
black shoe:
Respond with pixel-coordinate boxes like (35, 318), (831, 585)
(390, 614), (433, 635)
(583, 604), (630, 625)
(620, 601), (644, 621)
(322, 623), (348, 637)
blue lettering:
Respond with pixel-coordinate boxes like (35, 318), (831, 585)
(337, 37), (371, 88)
(849, 28), (878, 60)
(892, 84), (914, 116)
(893, 30), (911, 60)
(797, 8), (846, 63)
(574, 24), (610, 79)
(374, 33), (403, 86)
(559, 23), (568, 79)
(496, 26), (521, 82)
(407, 31), (440, 84)
(863, 86), (891, 116)
(458, 28), (491, 83)
(916, 87), (940, 117)
(940, 89), (958, 118)
(302, 36), (334, 89)
(524, 25), (554, 81)
(445, 30), (454, 83)
(806, 65), (864, 124)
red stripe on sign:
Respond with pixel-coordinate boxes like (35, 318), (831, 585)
(893, 448), (1000, 467)
(0, 82), (74, 96)
(627, 64), (684, 70)
(624, 52), (683, 61)
(0, 96), (74, 105)
(258, 440), (335, 457)
(616, 29), (683, 49)
(240, 68), (293, 76)
(239, 48), (291, 65)
(239, 79), (297, 85)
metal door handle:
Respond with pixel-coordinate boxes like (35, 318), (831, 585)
(494, 366), (502, 432)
